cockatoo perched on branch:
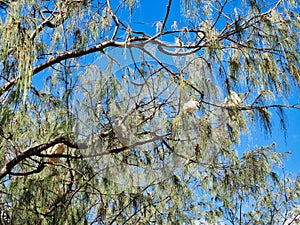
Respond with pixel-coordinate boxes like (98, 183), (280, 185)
(183, 99), (200, 113)
(112, 115), (130, 147)
(47, 143), (65, 164)
(224, 91), (242, 107)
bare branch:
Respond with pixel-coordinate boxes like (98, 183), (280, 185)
(9, 163), (46, 176)
(160, 0), (173, 34)
(211, 0), (228, 29)
(106, 0), (126, 39)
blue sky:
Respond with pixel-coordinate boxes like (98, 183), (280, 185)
(29, 0), (300, 175)
(123, 0), (300, 174)
(2, 0), (298, 175)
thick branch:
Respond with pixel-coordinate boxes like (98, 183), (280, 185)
(32, 38), (145, 74)
(0, 78), (17, 97)
(0, 37), (149, 97)
(0, 137), (87, 180)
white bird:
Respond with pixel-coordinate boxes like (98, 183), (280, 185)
(171, 20), (178, 30)
(156, 21), (162, 33)
(183, 99), (200, 113)
(47, 143), (65, 164)
(113, 116), (130, 147)
(224, 91), (242, 107)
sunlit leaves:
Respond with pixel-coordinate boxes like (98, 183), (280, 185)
(0, 0), (300, 224)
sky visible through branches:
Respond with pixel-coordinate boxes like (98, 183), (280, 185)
(0, 0), (300, 224)
(80, 0), (300, 175)
(137, 0), (300, 174)
(1, 0), (297, 181)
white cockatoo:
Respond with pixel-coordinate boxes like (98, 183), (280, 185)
(171, 20), (178, 30)
(183, 99), (200, 113)
(224, 91), (242, 107)
(47, 143), (65, 164)
(156, 21), (162, 33)
(113, 115), (130, 147)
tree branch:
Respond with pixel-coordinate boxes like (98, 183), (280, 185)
(0, 137), (87, 180)
(0, 37), (149, 97)
(160, 0), (173, 34)
(9, 163), (46, 176)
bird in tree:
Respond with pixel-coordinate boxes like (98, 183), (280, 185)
(112, 115), (130, 147)
(183, 99), (200, 113)
(47, 143), (65, 164)
(224, 90), (242, 107)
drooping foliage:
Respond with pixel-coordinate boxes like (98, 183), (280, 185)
(0, 0), (300, 224)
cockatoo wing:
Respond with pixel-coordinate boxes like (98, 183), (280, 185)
(183, 100), (199, 113)
(113, 116), (130, 147)
(47, 143), (65, 164)
(225, 91), (242, 106)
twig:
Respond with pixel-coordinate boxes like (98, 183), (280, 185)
(160, 0), (173, 34)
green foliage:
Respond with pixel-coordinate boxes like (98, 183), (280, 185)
(0, 0), (300, 224)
